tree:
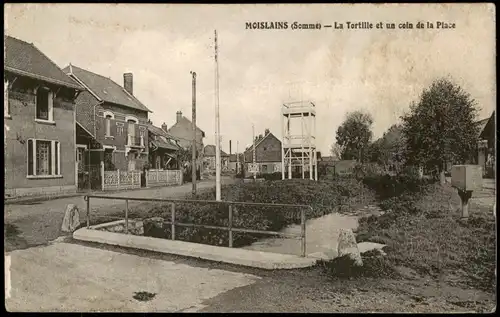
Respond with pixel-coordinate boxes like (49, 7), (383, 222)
(369, 124), (406, 173)
(335, 111), (374, 162)
(401, 77), (479, 183)
(330, 143), (343, 160)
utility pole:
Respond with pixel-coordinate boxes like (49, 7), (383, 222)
(191, 71), (197, 196)
(236, 140), (239, 174)
(214, 30), (221, 201)
(252, 124), (256, 180)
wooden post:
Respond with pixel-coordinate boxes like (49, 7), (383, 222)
(300, 209), (306, 257)
(171, 203), (176, 240)
(125, 199), (129, 234)
(228, 205), (233, 248)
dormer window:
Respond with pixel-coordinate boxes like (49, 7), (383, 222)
(35, 87), (53, 122)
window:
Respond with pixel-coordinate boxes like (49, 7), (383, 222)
(35, 87), (53, 121)
(262, 164), (268, 173)
(27, 139), (60, 177)
(116, 123), (124, 135)
(103, 111), (114, 137)
(4, 80), (10, 117)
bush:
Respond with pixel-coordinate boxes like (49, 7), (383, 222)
(142, 178), (375, 248)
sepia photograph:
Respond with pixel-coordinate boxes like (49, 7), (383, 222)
(4, 3), (496, 313)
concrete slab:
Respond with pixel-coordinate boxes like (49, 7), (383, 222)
(73, 228), (318, 270)
(5, 242), (260, 312)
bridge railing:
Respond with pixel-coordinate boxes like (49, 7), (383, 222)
(83, 195), (312, 257)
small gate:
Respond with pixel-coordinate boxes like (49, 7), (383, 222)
(78, 163), (103, 192)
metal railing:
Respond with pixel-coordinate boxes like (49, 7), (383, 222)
(83, 195), (312, 257)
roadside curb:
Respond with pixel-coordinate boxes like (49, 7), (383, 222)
(73, 227), (318, 270)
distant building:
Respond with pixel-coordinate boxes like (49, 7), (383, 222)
(228, 153), (244, 173)
(4, 35), (83, 198)
(202, 145), (229, 172)
(148, 123), (181, 170)
(167, 111), (205, 172)
(243, 129), (282, 174)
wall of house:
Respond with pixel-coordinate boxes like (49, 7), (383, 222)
(74, 90), (97, 136)
(4, 78), (77, 197)
(168, 121), (204, 154)
(244, 134), (282, 163)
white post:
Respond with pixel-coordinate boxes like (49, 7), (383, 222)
(117, 169), (120, 189)
(100, 161), (104, 190)
(215, 30), (221, 201)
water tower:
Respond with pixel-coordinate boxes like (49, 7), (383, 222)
(281, 101), (318, 180)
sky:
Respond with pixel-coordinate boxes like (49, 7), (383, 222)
(4, 3), (496, 154)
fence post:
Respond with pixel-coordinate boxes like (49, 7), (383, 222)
(117, 169), (121, 189)
(145, 170), (149, 187)
(156, 169), (159, 183)
(86, 196), (90, 228)
(166, 170), (170, 185)
(125, 199), (129, 234)
(300, 208), (307, 257)
(228, 204), (233, 248)
(171, 202), (176, 240)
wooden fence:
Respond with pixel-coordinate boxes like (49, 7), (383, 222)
(145, 169), (183, 187)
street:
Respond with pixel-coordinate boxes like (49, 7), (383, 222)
(4, 177), (235, 252)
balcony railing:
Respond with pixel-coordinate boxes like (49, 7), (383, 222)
(127, 135), (144, 147)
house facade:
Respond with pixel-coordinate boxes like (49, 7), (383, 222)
(202, 145), (229, 172)
(229, 153), (243, 173)
(64, 65), (151, 190)
(243, 129), (282, 175)
(167, 111), (205, 172)
(148, 123), (181, 170)
(4, 36), (83, 198)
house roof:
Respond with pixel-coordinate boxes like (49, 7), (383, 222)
(4, 35), (82, 90)
(204, 145), (229, 157)
(243, 132), (280, 154)
(151, 139), (179, 151)
(477, 111), (495, 140)
(63, 64), (151, 113)
(168, 116), (206, 137)
(148, 124), (179, 141)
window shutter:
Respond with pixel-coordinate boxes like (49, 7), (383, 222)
(27, 139), (33, 176)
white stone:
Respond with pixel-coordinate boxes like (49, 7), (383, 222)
(357, 242), (387, 255)
(61, 204), (81, 233)
(337, 228), (363, 266)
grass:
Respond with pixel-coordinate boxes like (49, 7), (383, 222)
(354, 180), (496, 293)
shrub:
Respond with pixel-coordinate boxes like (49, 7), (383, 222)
(141, 178), (375, 248)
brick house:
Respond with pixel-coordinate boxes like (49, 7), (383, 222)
(148, 123), (181, 170)
(243, 129), (282, 175)
(475, 111), (495, 177)
(167, 111), (205, 173)
(63, 65), (151, 190)
(228, 153), (244, 173)
(202, 144), (229, 172)
(4, 35), (83, 198)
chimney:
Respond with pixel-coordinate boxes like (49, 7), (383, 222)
(176, 111), (182, 123)
(265, 128), (270, 135)
(124, 73), (133, 95)
(161, 122), (168, 132)
(229, 140), (232, 155)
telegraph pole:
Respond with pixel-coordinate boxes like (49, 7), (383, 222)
(236, 140), (239, 174)
(214, 30), (221, 201)
(191, 71), (197, 196)
(252, 124), (256, 180)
